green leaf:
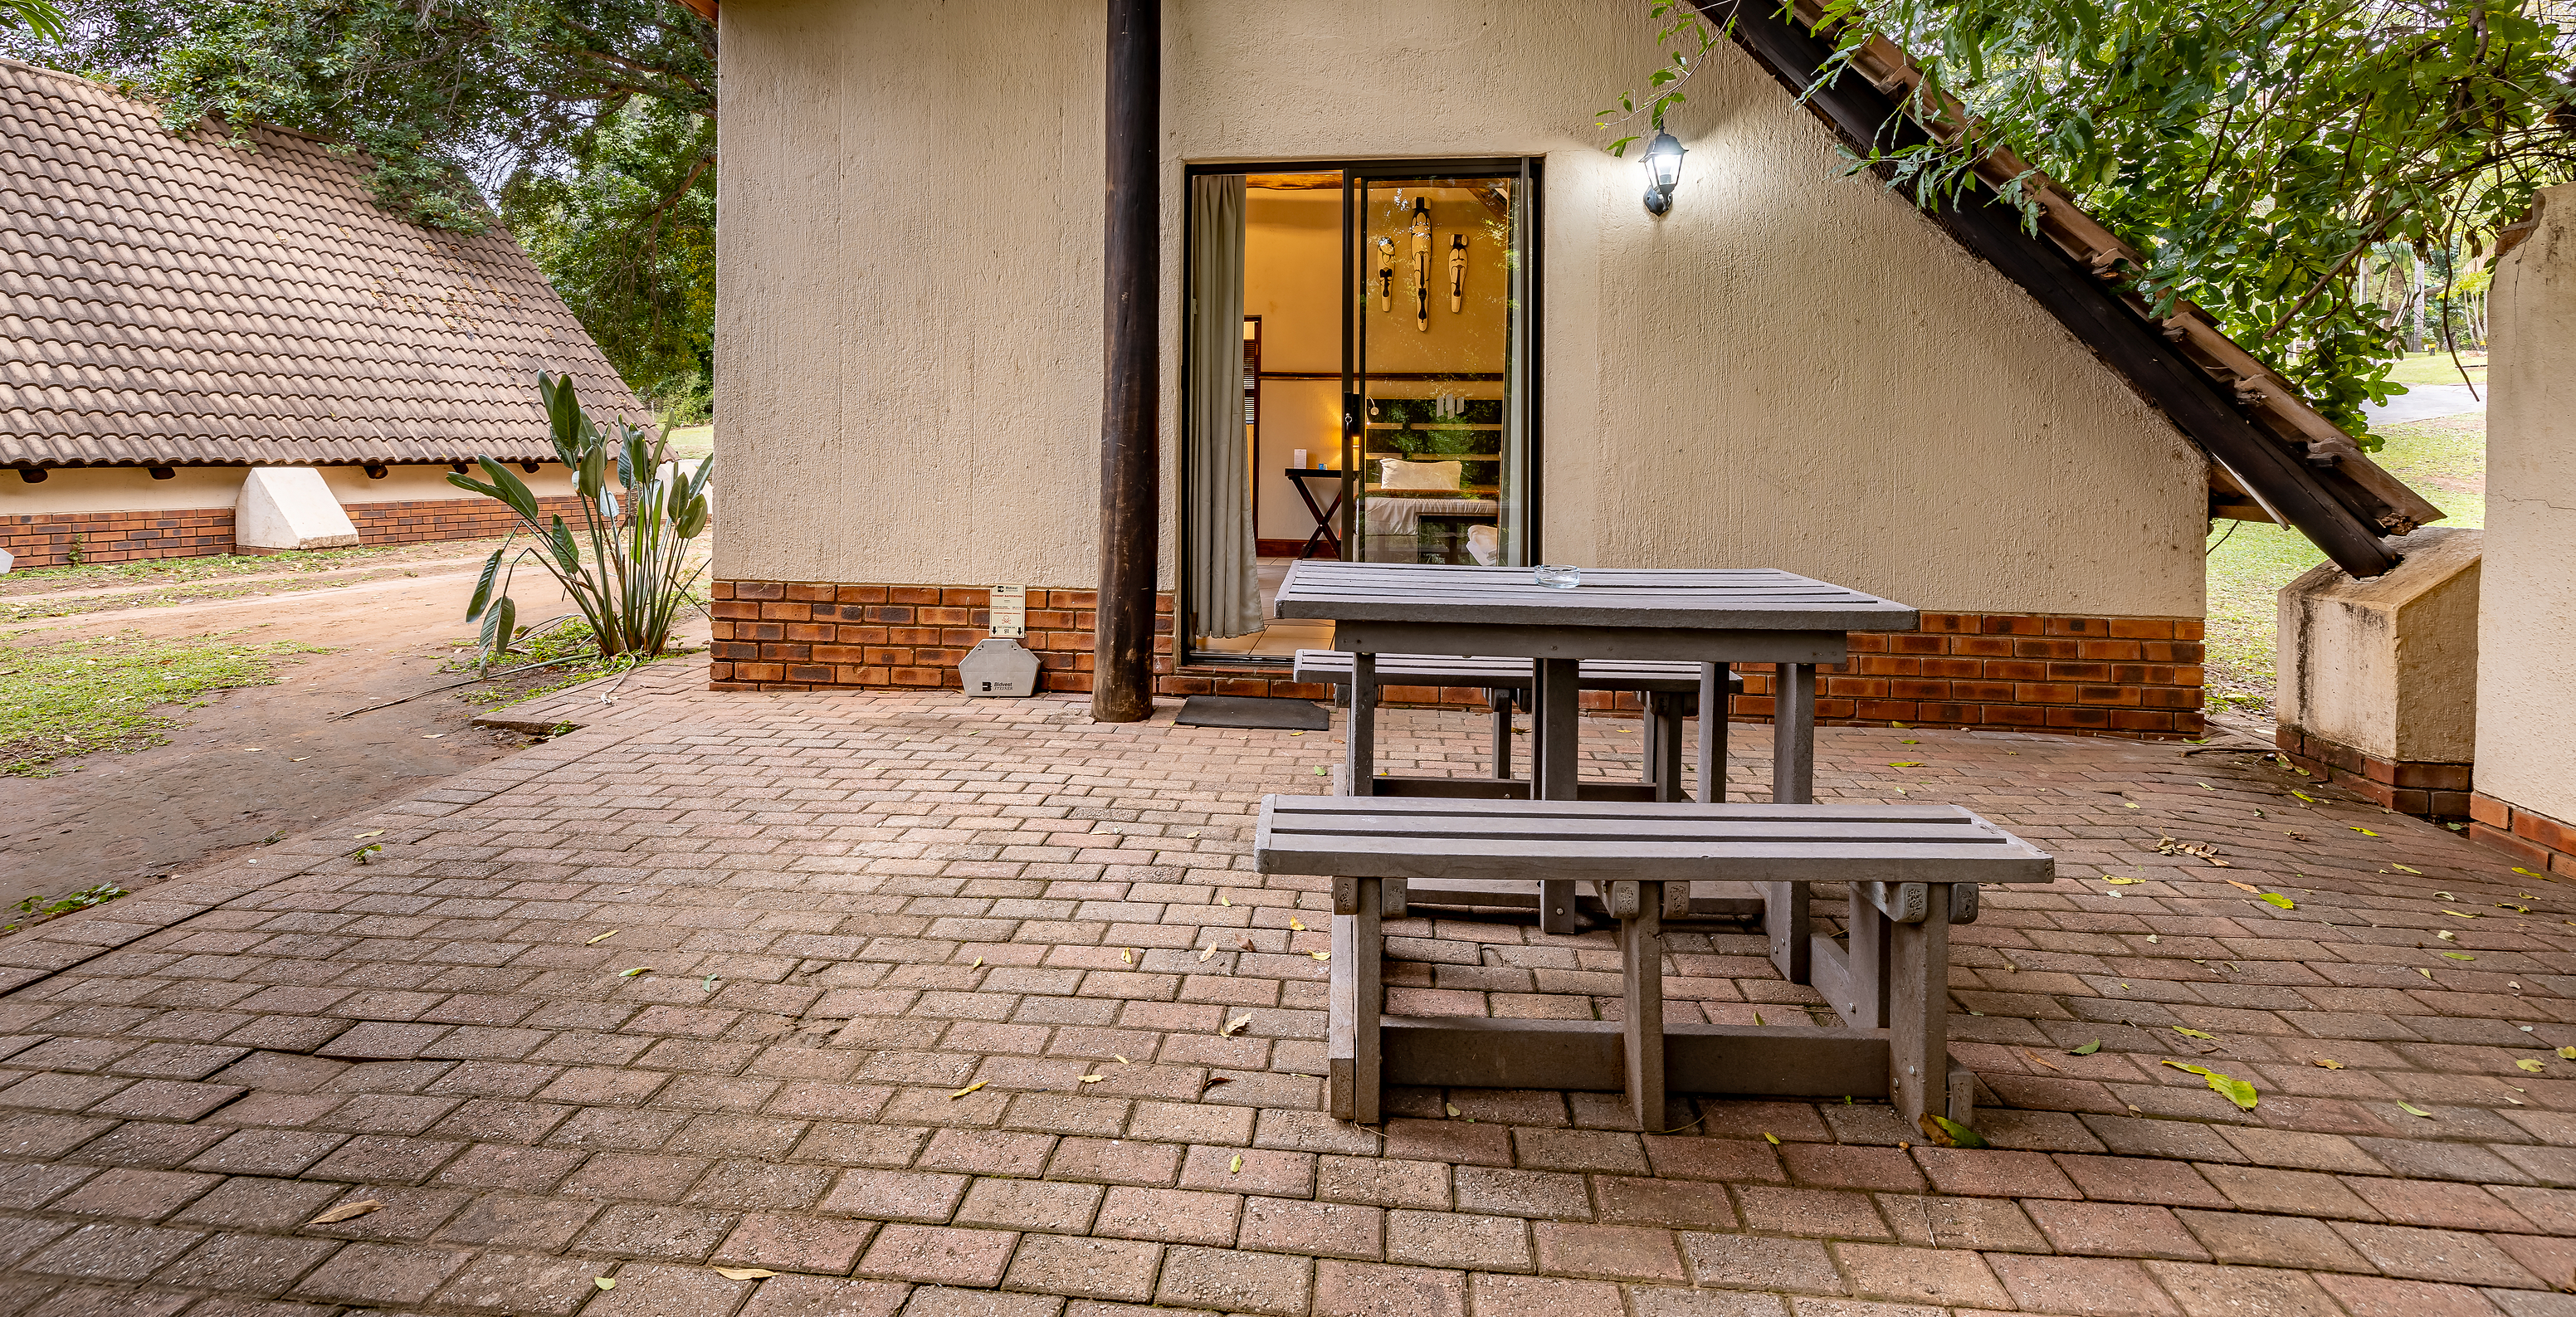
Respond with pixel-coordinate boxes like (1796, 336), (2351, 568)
(2259, 892), (2295, 909)
(2440, 951), (2475, 960)
(616, 967), (651, 978)
(2515, 1058), (2545, 1073)
(475, 457), (542, 523)
(1920, 1113), (1989, 1148)
(2070, 1040), (2102, 1056)
(464, 548), (504, 622)
(2172, 1027), (2214, 1039)
(548, 516), (580, 573)
(2396, 1100), (2434, 1118)
(2159, 1059), (2257, 1109)
(479, 595), (518, 657)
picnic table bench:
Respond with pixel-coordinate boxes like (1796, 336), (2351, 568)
(1256, 796), (2056, 1132)
(1290, 650), (1744, 798)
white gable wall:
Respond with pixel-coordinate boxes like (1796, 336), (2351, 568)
(713, 0), (2205, 618)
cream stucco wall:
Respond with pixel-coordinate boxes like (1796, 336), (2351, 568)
(713, 0), (2206, 617)
(2475, 184), (2576, 822)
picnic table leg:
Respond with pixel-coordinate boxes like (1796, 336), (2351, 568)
(1837, 885), (1891, 1029)
(1764, 662), (1817, 982)
(1535, 657), (1581, 935)
(1695, 663), (1727, 804)
(1647, 693), (1686, 802)
(1346, 652), (1377, 798)
(1616, 880), (1668, 1131)
(1329, 875), (1383, 1124)
(1887, 882), (1951, 1136)
(1489, 688), (1514, 780)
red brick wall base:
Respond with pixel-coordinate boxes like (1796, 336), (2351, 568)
(709, 580), (2204, 739)
(0, 495), (590, 569)
(2468, 794), (2576, 878)
(2274, 726), (2472, 820)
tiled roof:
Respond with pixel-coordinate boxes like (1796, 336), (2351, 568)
(0, 58), (646, 467)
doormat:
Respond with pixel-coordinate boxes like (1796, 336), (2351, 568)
(1174, 695), (1330, 731)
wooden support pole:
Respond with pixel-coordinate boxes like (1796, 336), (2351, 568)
(1090, 0), (1160, 723)
(1536, 657), (1580, 935)
(1765, 662), (1816, 981)
(1886, 883), (1950, 1134)
(1347, 652), (1377, 796)
(1695, 662), (1727, 804)
(1618, 880), (1667, 1131)
(1490, 688), (1515, 779)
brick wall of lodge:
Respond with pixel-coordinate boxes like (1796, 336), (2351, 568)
(710, 579), (2208, 739)
(0, 495), (591, 569)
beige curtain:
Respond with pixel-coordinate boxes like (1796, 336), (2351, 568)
(1188, 174), (1261, 638)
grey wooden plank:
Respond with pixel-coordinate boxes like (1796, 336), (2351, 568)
(1348, 879), (1383, 1125)
(1328, 912), (1355, 1121)
(1330, 622), (1850, 666)
(1696, 662), (1727, 805)
(1887, 891), (1950, 1133)
(1293, 650), (1736, 695)
(1622, 880), (1667, 1131)
(1348, 651), (1377, 799)
(1534, 656), (1581, 937)
(1276, 561), (1920, 632)
(1378, 1017), (1891, 1097)
(1256, 841), (2054, 885)
(1347, 777), (1662, 802)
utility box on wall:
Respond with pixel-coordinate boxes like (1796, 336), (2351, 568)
(959, 637), (1040, 697)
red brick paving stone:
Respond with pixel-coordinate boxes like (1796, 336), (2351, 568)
(1641, 1134), (1787, 1183)
(1985, 1253), (2183, 1315)
(1831, 1243), (2014, 1308)
(2174, 1210), (2374, 1272)
(85, 1080), (247, 1121)
(1591, 1175), (1739, 1231)
(1627, 1287), (1795, 1316)
(1178, 1144), (1313, 1197)
(1465, 1271), (1623, 1317)
(1732, 1185), (1892, 1240)
(43, 1285), (195, 1317)
(737, 1275), (910, 1317)
(856, 1225), (1021, 1288)
(1316, 1155), (1451, 1210)
(917, 1129), (1056, 1178)
(2491, 1187), (2576, 1236)
(2199, 1163), (2383, 1218)
(1385, 1209), (1532, 1273)
(2488, 1233), (2576, 1297)
(580, 1261), (757, 1316)
(1383, 1119), (1513, 1168)
(717, 1212), (880, 1273)
(49, 1168), (220, 1220)
(820, 1169), (971, 1222)
(1912, 1147), (2084, 1199)
(1238, 1197), (1383, 1261)
(2053, 1154), (2226, 1207)
(2331, 1222), (2546, 1288)
(2341, 1177), (2540, 1232)
(1046, 1136), (1182, 1188)
(1881, 1194), (2050, 1252)
(183, 1129), (349, 1176)
(170, 1177), (346, 1232)
(437, 1192), (604, 1251)
(2311, 1273), (2514, 1317)
(288, 1241), (475, 1305)
(2024, 1200), (2212, 1261)
(425, 1249), (606, 1315)
(899, 1288), (1066, 1317)
(1781, 1142), (1925, 1192)
(1677, 1232), (1847, 1295)
(434, 1143), (588, 1192)
(2143, 1261), (2348, 1317)
(1306, 1258), (1461, 1317)
(19, 1222), (207, 1281)
(1000, 1233), (1163, 1302)
(1530, 1222), (1687, 1282)
(1511, 1128), (1650, 1176)
(1088, 1186), (1236, 1246)
(1453, 1166), (1590, 1220)
(961, 1179), (1110, 1236)
(570, 1203), (738, 1261)
(149, 1231), (340, 1295)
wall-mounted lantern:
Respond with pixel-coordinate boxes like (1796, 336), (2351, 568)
(1642, 130), (1687, 216)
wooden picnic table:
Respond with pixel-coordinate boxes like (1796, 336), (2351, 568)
(1273, 560), (1919, 954)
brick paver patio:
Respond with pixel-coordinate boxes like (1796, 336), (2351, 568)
(0, 669), (2569, 1316)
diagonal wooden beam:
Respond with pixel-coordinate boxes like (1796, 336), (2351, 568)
(1697, 0), (2401, 578)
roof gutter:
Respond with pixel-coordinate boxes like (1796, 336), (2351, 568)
(1695, 0), (2403, 579)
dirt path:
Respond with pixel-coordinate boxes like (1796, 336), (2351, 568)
(0, 559), (707, 910)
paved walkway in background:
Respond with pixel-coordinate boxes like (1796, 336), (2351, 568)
(2363, 383), (2485, 425)
(0, 671), (2569, 1317)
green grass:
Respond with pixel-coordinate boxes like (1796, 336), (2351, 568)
(0, 630), (325, 775)
(440, 617), (700, 710)
(2203, 411), (2484, 716)
(2382, 349), (2487, 388)
(665, 424), (713, 457)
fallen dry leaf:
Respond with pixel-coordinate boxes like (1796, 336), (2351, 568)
(1120, 948), (1133, 964)
(1113, 1055), (1129, 1065)
(1220, 1014), (1252, 1037)
(354, 830), (384, 839)
(585, 930), (617, 944)
(2559, 1046), (2576, 1061)
(1198, 944), (1217, 962)
(1228, 1154), (1243, 1173)
(2313, 1057), (2345, 1070)
(2515, 1058), (2545, 1074)
(594, 1279), (616, 1291)
(616, 967), (651, 978)
(1310, 950), (1330, 962)
(306, 1200), (384, 1225)
(1237, 936), (1255, 951)
(1079, 1074), (1104, 1084)
(949, 1080), (988, 1100)
(2397, 1100), (2435, 1118)
(1203, 1075), (1235, 1088)
(1289, 916), (1306, 932)
(2221, 879), (2261, 893)
(2173, 1027), (2215, 1040)
(971, 956), (984, 968)
(2026, 1049), (2061, 1071)
(713, 1267), (776, 1280)
(1218, 894), (1232, 905)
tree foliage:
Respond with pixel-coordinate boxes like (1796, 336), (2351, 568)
(12, 0), (717, 411)
(1619, 0), (2576, 440)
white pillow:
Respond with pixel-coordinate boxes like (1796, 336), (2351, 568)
(1378, 458), (1461, 491)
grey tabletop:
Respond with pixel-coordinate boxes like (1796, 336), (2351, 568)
(1274, 562), (1919, 632)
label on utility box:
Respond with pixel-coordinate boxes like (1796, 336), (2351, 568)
(988, 585), (1027, 637)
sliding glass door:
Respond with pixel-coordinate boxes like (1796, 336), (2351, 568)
(1183, 159), (1538, 663)
(1342, 161), (1535, 568)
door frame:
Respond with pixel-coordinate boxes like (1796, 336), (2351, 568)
(1178, 157), (1544, 667)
